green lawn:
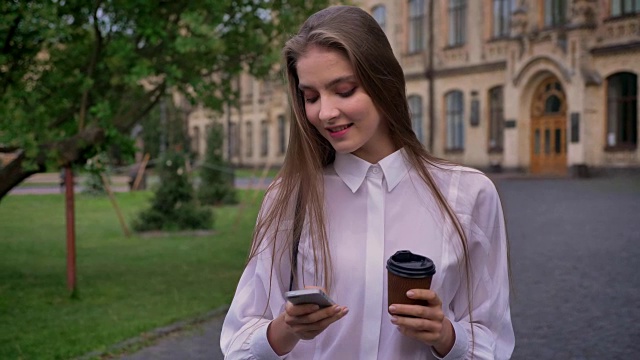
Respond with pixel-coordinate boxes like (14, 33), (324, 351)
(0, 190), (264, 360)
(234, 167), (280, 179)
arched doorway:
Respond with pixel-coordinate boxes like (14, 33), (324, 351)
(530, 76), (567, 175)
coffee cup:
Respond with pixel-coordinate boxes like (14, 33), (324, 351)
(386, 250), (436, 311)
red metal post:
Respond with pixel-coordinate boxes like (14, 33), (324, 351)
(64, 165), (77, 294)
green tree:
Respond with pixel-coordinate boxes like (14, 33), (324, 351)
(132, 151), (212, 232)
(0, 0), (332, 200)
(198, 123), (237, 205)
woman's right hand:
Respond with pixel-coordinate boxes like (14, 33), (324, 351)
(267, 300), (348, 355)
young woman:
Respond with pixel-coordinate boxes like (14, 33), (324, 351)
(221, 6), (514, 359)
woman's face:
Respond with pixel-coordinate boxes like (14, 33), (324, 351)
(296, 45), (395, 164)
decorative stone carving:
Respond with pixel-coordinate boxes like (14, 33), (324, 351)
(510, 6), (528, 37)
(571, 0), (597, 27)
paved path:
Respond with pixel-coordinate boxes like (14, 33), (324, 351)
(117, 316), (225, 360)
(10, 175), (272, 195)
(113, 174), (640, 359)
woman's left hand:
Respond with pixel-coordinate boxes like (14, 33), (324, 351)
(388, 289), (455, 357)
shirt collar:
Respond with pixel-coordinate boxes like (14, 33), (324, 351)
(333, 148), (410, 193)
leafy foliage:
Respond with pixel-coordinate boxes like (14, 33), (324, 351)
(140, 95), (189, 161)
(0, 0), (333, 198)
(82, 153), (110, 196)
(133, 151), (212, 232)
(198, 123), (237, 205)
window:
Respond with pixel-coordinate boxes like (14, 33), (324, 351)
(606, 72), (638, 148)
(229, 122), (240, 157)
(448, 0), (467, 46)
(545, 95), (562, 113)
(372, 5), (386, 32)
(446, 91), (465, 150)
(493, 0), (515, 38)
(488, 86), (504, 151)
(408, 95), (424, 143)
(278, 115), (287, 155)
(611, 0), (640, 16)
(242, 74), (254, 103)
(192, 126), (201, 156)
(544, 0), (568, 27)
(261, 120), (269, 157)
(408, 0), (425, 53)
(245, 122), (253, 157)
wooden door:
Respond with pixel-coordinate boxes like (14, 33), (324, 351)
(530, 77), (567, 175)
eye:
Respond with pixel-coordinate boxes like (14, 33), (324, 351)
(302, 91), (319, 104)
(304, 95), (319, 104)
(337, 87), (357, 98)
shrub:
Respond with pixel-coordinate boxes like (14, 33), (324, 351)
(132, 151), (213, 232)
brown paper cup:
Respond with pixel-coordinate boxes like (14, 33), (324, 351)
(387, 271), (432, 310)
(386, 250), (436, 314)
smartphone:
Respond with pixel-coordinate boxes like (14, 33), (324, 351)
(285, 289), (335, 308)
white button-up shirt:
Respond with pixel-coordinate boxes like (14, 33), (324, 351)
(221, 149), (514, 359)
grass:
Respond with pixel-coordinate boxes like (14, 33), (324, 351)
(0, 190), (264, 360)
(233, 167), (280, 179)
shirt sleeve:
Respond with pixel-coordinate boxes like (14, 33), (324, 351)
(220, 190), (293, 359)
(434, 174), (515, 360)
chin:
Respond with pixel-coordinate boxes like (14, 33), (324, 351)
(331, 144), (360, 155)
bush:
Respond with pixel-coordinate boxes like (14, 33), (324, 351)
(132, 151), (213, 232)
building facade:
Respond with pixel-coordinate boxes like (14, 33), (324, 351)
(188, 0), (640, 175)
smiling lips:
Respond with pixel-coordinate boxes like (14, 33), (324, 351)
(326, 123), (354, 138)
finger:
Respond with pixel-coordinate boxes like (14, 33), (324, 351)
(396, 326), (441, 343)
(287, 305), (346, 325)
(406, 289), (442, 306)
(388, 304), (444, 321)
(290, 307), (348, 333)
(285, 301), (320, 316)
(390, 314), (442, 333)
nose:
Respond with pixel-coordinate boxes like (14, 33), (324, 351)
(318, 97), (339, 123)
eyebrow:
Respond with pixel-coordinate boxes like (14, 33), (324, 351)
(298, 75), (356, 91)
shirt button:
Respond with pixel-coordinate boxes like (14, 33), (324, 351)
(372, 167), (380, 174)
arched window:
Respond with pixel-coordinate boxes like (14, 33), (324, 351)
(544, 95), (562, 114)
(446, 91), (465, 150)
(372, 5), (386, 32)
(448, 0), (467, 46)
(408, 0), (425, 53)
(544, 0), (567, 27)
(488, 86), (504, 151)
(606, 72), (638, 148)
(408, 95), (424, 143)
(611, 0), (640, 16)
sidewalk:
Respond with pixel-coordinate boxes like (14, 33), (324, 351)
(73, 307), (228, 360)
(10, 173), (272, 195)
(116, 313), (226, 360)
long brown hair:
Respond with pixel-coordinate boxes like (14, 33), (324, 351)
(248, 4), (474, 332)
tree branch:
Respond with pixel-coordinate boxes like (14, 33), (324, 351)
(78, 0), (104, 131)
(2, 14), (22, 54)
(112, 81), (166, 131)
(0, 145), (20, 153)
(0, 150), (42, 201)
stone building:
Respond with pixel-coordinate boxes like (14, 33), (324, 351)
(188, 0), (639, 175)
